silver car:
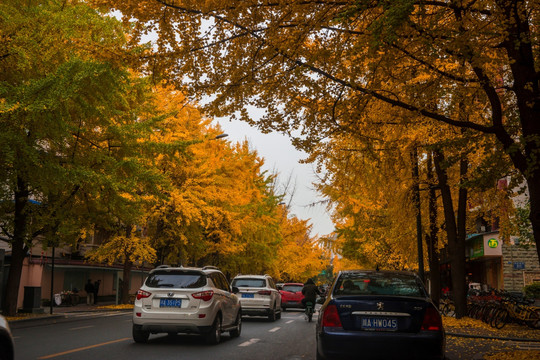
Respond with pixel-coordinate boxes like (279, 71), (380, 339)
(231, 274), (281, 321)
(132, 265), (241, 344)
(0, 315), (14, 360)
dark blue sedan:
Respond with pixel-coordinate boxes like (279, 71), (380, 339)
(316, 270), (445, 360)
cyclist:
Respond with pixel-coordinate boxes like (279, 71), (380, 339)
(302, 278), (321, 309)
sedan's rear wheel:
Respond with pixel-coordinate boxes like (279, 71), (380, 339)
(132, 324), (149, 343)
(205, 316), (222, 345)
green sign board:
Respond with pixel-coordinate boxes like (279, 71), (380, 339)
(470, 236), (484, 259)
(487, 238), (498, 248)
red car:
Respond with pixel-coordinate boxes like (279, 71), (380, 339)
(279, 283), (305, 310)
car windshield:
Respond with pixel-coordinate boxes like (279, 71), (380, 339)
(231, 278), (266, 287)
(333, 272), (425, 297)
(145, 271), (207, 289)
(282, 285), (303, 293)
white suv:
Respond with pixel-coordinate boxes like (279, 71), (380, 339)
(132, 265), (242, 344)
(231, 274), (281, 321)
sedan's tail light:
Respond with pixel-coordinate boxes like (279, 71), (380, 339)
(321, 304), (343, 328)
(136, 289), (151, 300)
(258, 290), (272, 296)
(192, 290), (214, 301)
(421, 307), (443, 331)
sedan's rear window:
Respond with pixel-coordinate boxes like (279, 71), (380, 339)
(282, 285), (303, 293)
(232, 278), (266, 287)
(334, 272), (425, 297)
(145, 271), (207, 289)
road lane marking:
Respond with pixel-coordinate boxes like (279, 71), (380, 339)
(286, 320), (294, 324)
(269, 327), (280, 332)
(238, 338), (260, 347)
(37, 338), (130, 359)
(69, 325), (94, 330)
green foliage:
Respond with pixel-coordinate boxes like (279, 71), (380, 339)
(524, 283), (540, 299)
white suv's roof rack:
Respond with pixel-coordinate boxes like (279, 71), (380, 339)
(202, 265), (219, 270)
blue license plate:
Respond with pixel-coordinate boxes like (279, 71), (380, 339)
(160, 298), (182, 308)
(242, 293), (254, 298)
(361, 317), (398, 331)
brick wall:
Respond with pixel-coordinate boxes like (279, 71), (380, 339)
(502, 243), (540, 292)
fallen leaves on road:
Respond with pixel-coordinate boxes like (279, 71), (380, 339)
(443, 315), (540, 359)
(484, 350), (540, 360)
(96, 304), (134, 310)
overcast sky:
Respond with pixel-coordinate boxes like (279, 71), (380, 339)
(214, 117), (335, 237)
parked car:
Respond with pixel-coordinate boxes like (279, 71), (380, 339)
(132, 265), (242, 344)
(231, 274), (281, 321)
(316, 270), (445, 360)
(279, 282), (305, 310)
(0, 315), (14, 360)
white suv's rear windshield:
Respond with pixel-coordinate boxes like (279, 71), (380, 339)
(232, 278), (266, 287)
(145, 271), (207, 289)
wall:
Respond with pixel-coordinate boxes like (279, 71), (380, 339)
(502, 243), (540, 292)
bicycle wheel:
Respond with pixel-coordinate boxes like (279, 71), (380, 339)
(492, 308), (508, 329)
(443, 303), (455, 317)
(483, 304), (498, 324)
(525, 308), (540, 329)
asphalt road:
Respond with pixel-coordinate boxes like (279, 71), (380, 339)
(12, 309), (317, 360)
(13, 307), (534, 360)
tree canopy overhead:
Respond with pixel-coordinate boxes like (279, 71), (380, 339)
(89, 0), (540, 260)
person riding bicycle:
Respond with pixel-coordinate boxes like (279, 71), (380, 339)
(301, 278), (321, 308)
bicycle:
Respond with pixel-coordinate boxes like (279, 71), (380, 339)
(305, 301), (314, 322)
(491, 297), (540, 329)
(440, 295), (455, 317)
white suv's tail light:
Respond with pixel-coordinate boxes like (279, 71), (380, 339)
(136, 289), (152, 300)
(257, 290), (272, 296)
(192, 290), (214, 301)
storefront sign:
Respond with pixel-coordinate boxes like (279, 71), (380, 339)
(483, 233), (502, 257)
(470, 236), (484, 259)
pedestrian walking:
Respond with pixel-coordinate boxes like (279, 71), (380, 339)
(93, 279), (101, 305)
(85, 279), (94, 305)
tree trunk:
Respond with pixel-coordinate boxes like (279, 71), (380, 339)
(526, 174), (540, 263)
(2, 176), (30, 316)
(121, 259), (133, 304)
(433, 150), (467, 318)
(411, 147), (424, 282)
(121, 226), (134, 304)
(426, 152), (441, 307)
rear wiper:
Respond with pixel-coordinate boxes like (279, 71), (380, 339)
(159, 284), (175, 287)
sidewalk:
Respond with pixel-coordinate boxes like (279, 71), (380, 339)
(8, 301), (132, 329)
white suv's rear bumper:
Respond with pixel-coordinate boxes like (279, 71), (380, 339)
(133, 305), (216, 329)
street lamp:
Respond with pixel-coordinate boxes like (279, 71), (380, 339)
(213, 133), (228, 140)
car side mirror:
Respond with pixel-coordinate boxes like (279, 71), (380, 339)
(232, 286), (239, 294)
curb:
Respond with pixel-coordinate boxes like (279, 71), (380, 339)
(9, 309), (132, 330)
(447, 331), (540, 342)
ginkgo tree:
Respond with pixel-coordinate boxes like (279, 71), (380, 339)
(142, 85), (324, 280)
(88, 0), (540, 263)
(0, 0), (156, 316)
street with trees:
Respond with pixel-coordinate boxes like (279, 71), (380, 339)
(86, 0), (540, 317)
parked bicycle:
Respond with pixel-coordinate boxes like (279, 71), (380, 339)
(491, 294), (539, 329)
(440, 294), (455, 317)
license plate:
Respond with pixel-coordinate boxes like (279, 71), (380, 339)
(361, 317), (398, 331)
(160, 298), (182, 308)
(242, 293), (254, 298)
